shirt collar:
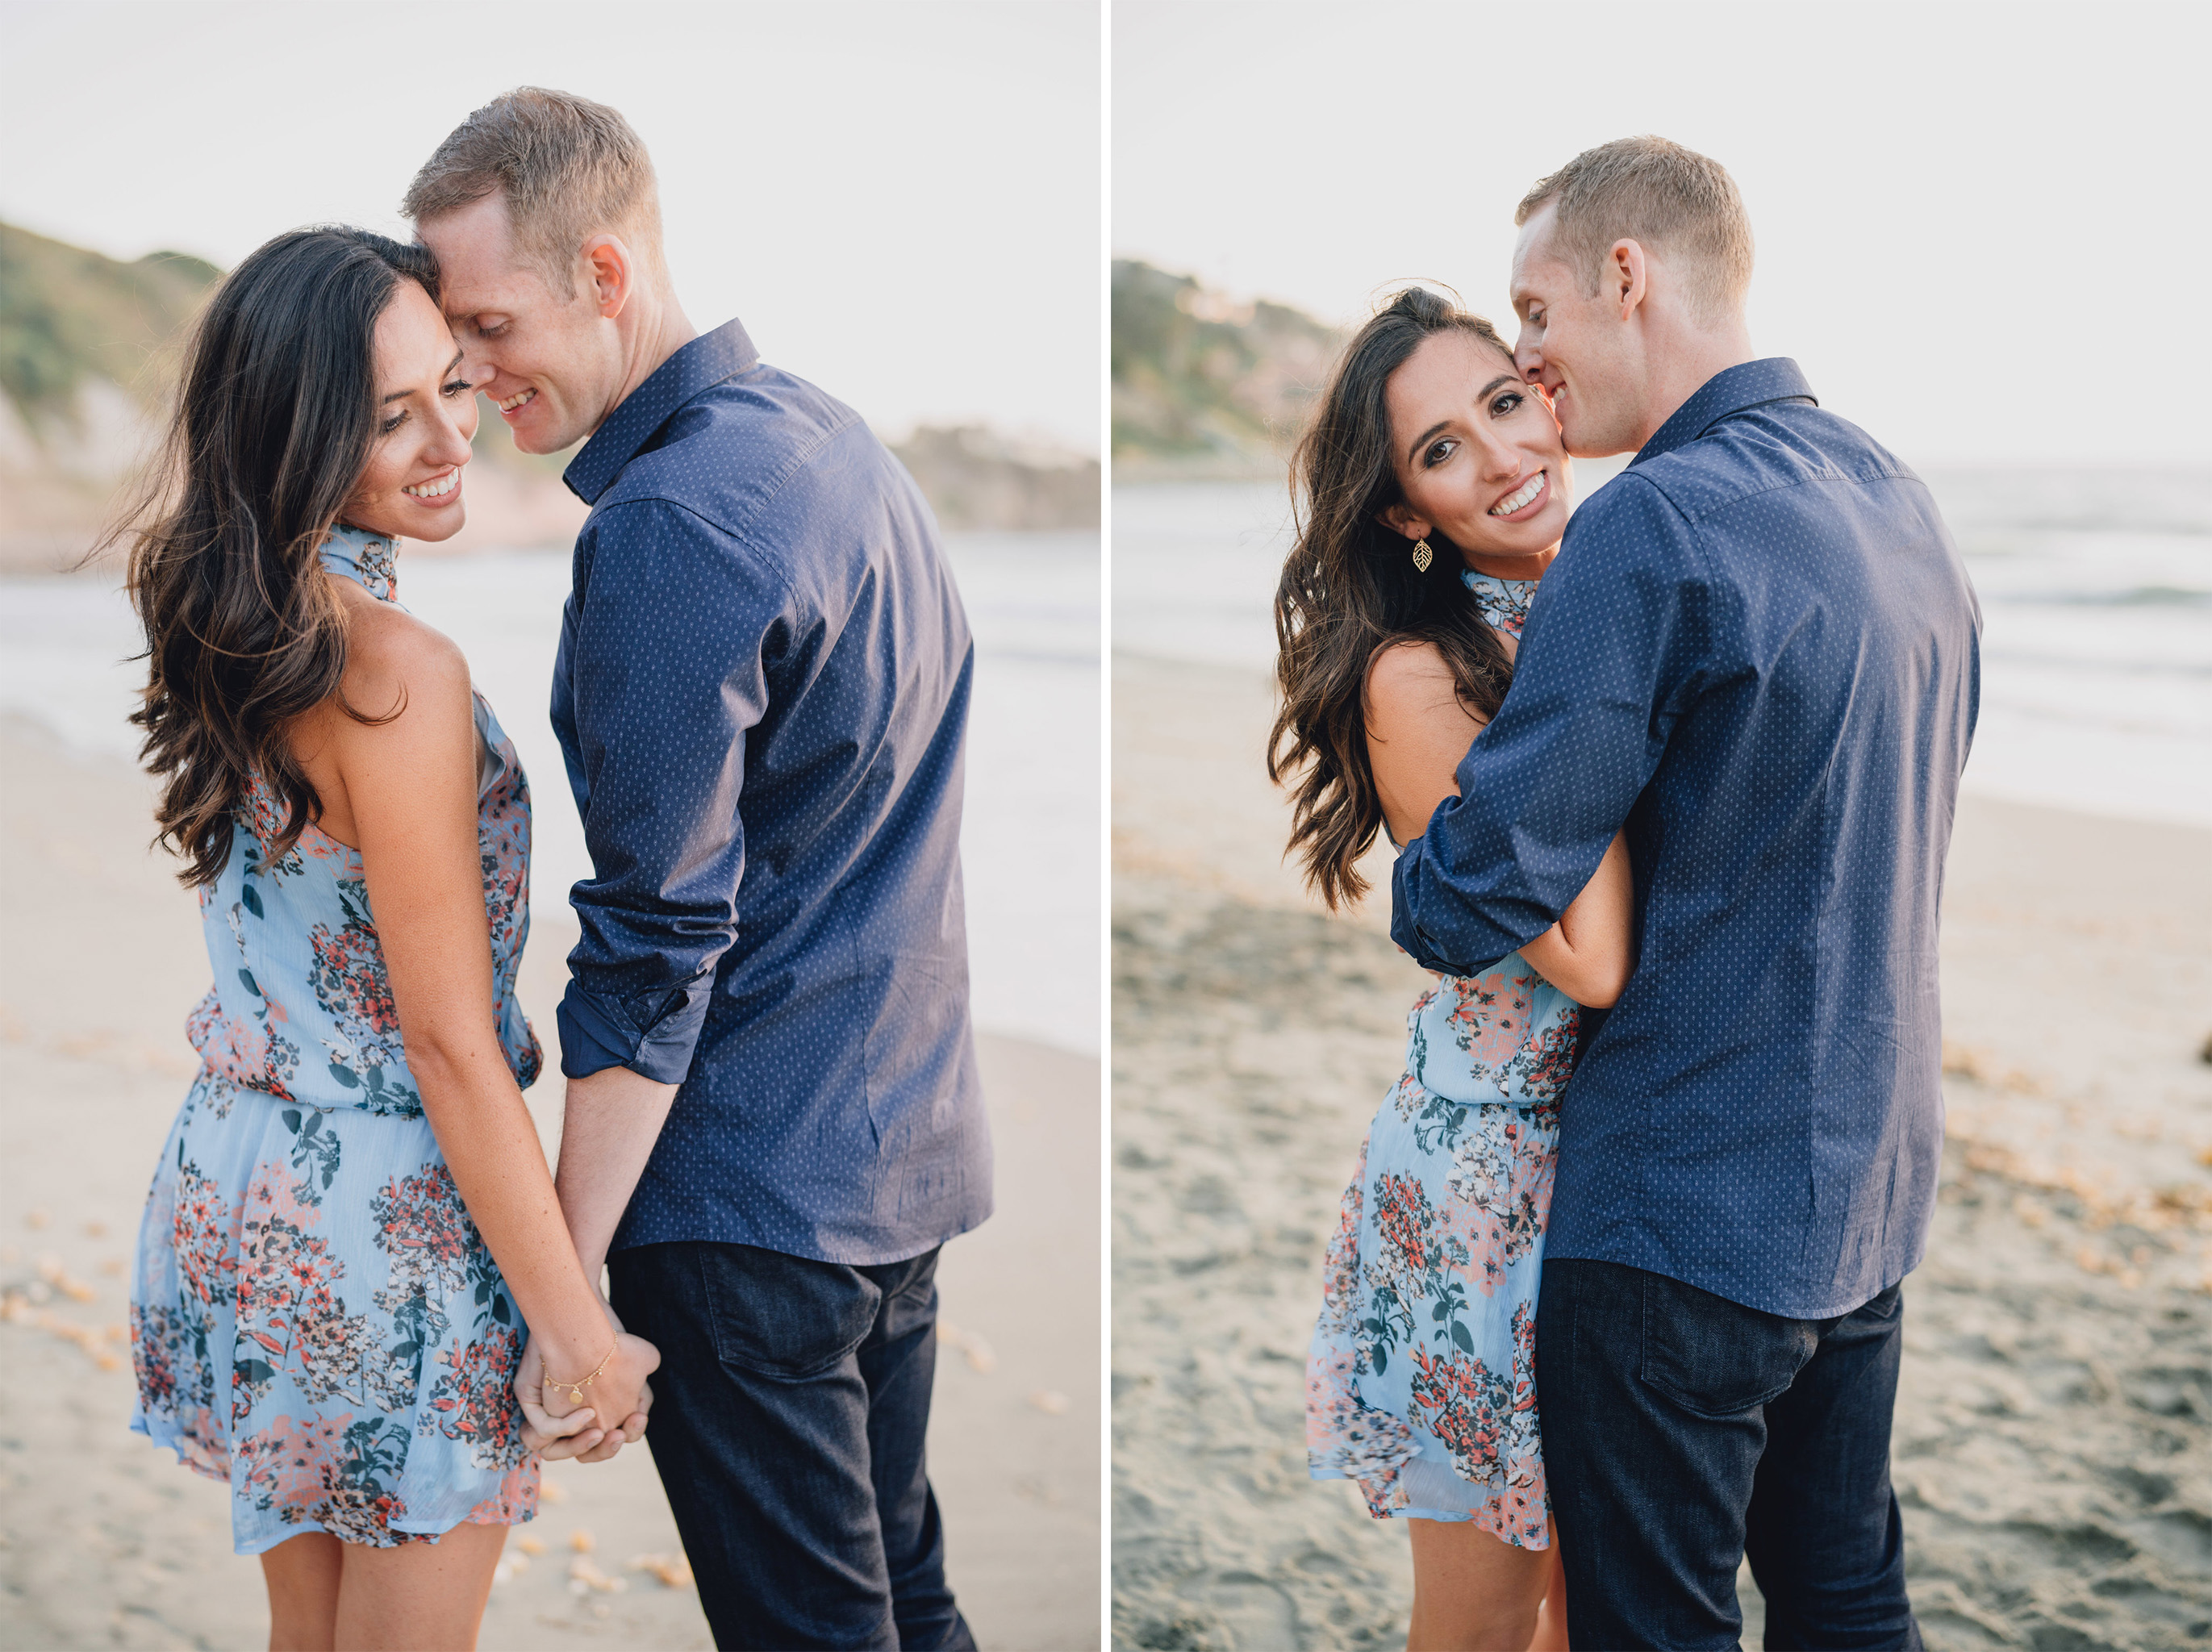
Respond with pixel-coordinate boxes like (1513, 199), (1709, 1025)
(1630, 357), (1818, 467)
(564, 317), (762, 504)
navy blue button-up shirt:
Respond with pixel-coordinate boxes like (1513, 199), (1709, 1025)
(553, 319), (991, 1265)
(1392, 359), (1980, 1319)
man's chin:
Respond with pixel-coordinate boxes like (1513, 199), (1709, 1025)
(501, 402), (578, 456)
(1561, 421), (1635, 461)
(510, 423), (578, 457)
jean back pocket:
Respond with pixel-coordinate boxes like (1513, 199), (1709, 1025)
(1638, 1270), (1819, 1418)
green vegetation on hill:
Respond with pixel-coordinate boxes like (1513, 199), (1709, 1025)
(1111, 258), (1341, 474)
(0, 221), (219, 425)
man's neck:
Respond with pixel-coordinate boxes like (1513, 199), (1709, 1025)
(598, 290), (700, 434)
(1631, 320), (1756, 452)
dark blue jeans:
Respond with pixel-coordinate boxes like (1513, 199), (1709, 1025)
(1535, 1258), (1920, 1650)
(608, 1241), (975, 1651)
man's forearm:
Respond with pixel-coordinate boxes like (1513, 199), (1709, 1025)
(554, 1064), (682, 1282)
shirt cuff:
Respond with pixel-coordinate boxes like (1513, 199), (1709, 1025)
(1390, 878), (1508, 978)
(557, 974), (714, 1085)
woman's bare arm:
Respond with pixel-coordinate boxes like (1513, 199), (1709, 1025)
(1518, 832), (1631, 1007)
(306, 595), (656, 1443)
(1365, 639), (1633, 1007)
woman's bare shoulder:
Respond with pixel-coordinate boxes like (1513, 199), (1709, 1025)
(326, 590), (471, 733)
(1363, 637), (1475, 728)
(1364, 636), (1450, 692)
(348, 594), (465, 686)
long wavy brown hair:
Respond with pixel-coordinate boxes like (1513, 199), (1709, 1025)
(1269, 287), (1520, 908)
(108, 227), (440, 886)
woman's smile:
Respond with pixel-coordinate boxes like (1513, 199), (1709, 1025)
(399, 465), (464, 506)
(1488, 469), (1549, 519)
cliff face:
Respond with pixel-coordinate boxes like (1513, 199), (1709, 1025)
(0, 222), (1096, 570)
(1110, 258), (1341, 478)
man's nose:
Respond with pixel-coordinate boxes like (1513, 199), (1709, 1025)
(1514, 336), (1542, 382)
(454, 334), (499, 389)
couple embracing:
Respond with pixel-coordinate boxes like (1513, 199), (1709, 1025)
(1283, 138), (1980, 1648)
(121, 89), (987, 1650)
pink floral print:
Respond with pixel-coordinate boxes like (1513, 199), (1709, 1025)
(1304, 945), (1580, 1550)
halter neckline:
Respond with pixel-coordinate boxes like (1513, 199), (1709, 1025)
(1461, 567), (1535, 639)
(321, 526), (399, 603)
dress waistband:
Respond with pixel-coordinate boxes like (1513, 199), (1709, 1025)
(195, 1065), (427, 1122)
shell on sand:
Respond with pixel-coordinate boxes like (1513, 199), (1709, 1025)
(628, 1552), (695, 1589)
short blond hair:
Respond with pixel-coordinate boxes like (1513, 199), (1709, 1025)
(1516, 136), (1753, 323)
(401, 87), (663, 298)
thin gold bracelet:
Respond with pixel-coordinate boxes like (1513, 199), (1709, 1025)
(546, 1342), (616, 1404)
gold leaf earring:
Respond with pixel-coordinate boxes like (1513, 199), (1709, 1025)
(1411, 539), (1434, 574)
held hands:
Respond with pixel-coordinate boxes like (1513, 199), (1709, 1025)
(516, 1301), (659, 1464)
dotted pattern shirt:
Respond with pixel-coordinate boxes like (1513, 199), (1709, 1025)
(552, 319), (990, 1266)
(1391, 359), (1982, 1319)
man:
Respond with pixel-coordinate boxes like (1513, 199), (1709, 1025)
(1392, 136), (1980, 1646)
(405, 88), (989, 1650)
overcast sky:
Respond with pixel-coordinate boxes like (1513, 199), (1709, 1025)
(1113, 0), (2211, 469)
(0, 0), (1101, 454)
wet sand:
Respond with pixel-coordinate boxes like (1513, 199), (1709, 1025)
(0, 718), (1100, 1650)
(1111, 652), (2212, 1651)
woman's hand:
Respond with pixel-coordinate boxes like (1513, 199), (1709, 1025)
(516, 1302), (658, 1462)
(514, 1335), (607, 1459)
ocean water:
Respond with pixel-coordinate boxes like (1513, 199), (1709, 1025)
(1112, 468), (2212, 828)
(0, 529), (1101, 1057)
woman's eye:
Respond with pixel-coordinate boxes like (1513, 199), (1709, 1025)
(1424, 438), (1456, 468)
(1490, 391), (1525, 418)
(379, 411), (407, 436)
(441, 378), (471, 398)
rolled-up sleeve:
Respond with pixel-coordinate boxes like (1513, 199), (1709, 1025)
(553, 499), (787, 1084)
(1390, 476), (1705, 974)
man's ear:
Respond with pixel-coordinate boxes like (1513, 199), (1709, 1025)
(1378, 503), (1429, 540)
(1610, 238), (1650, 320)
(583, 235), (635, 320)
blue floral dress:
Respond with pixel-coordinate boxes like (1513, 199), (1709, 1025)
(130, 527), (545, 1554)
(1305, 570), (1580, 1549)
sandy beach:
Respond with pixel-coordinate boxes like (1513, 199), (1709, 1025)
(0, 717), (1100, 1650)
(1111, 650), (2212, 1651)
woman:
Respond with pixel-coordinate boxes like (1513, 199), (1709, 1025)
(118, 227), (657, 1650)
(1273, 289), (1634, 1650)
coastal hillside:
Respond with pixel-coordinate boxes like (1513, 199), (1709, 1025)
(0, 222), (218, 429)
(0, 223), (223, 565)
(891, 423), (1100, 534)
(1110, 257), (1341, 478)
(0, 221), (1096, 569)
